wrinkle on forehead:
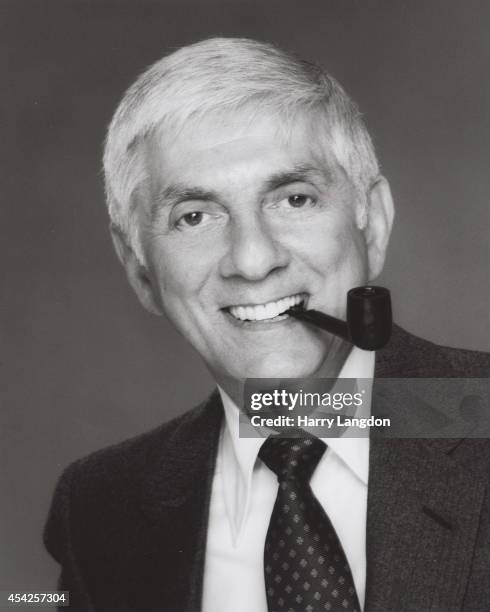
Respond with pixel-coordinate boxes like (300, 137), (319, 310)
(157, 102), (294, 144)
(148, 103), (341, 164)
(141, 105), (358, 228)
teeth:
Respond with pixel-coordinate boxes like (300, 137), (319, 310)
(228, 294), (305, 322)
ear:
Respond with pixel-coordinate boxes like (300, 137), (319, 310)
(110, 224), (163, 315)
(363, 176), (395, 281)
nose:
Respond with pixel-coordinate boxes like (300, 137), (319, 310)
(219, 213), (290, 281)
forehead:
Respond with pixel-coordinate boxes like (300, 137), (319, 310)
(144, 108), (342, 191)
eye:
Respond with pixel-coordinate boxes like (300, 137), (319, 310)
(177, 211), (204, 227)
(282, 194), (316, 208)
(171, 203), (227, 232)
(288, 194), (310, 207)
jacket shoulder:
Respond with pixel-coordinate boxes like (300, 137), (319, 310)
(44, 391), (223, 607)
(56, 390), (222, 494)
(44, 391), (223, 560)
(73, 394), (215, 478)
(376, 324), (490, 377)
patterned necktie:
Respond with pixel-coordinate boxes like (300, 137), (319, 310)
(259, 435), (360, 612)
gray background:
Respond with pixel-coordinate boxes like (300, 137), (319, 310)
(1, 0), (489, 595)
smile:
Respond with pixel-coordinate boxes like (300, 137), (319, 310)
(227, 293), (307, 322)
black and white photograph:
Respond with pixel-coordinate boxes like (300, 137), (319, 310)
(2, 1), (489, 610)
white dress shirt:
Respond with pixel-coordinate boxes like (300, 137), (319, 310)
(202, 348), (375, 612)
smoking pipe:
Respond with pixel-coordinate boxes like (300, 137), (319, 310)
(287, 286), (392, 351)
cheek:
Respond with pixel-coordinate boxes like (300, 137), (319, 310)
(297, 215), (366, 277)
(148, 240), (215, 308)
(147, 244), (188, 301)
(339, 223), (368, 275)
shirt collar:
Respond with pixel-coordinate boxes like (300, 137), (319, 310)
(217, 347), (375, 543)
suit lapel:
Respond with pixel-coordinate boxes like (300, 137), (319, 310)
(365, 327), (486, 611)
(365, 437), (485, 611)
(123, 391), (223, 612)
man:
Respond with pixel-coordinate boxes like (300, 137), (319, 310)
(44, 38), (490, 611)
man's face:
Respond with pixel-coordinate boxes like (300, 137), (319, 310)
(137, 111), (380, 383)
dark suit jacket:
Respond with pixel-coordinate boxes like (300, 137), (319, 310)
(44, 326), (490, 611)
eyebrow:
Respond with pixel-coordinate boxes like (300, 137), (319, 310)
(151, 185), (220, 222)
(261, 165), (328, 192)
(151, 164), (327, 221)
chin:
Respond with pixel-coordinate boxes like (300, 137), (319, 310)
(232, 351), (325, 379)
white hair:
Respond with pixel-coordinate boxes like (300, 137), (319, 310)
(103, 37), (379, 264)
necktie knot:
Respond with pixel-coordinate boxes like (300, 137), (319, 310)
(259, 435), (326, 483)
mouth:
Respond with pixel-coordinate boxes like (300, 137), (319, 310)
(224, 293), (308, 323)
